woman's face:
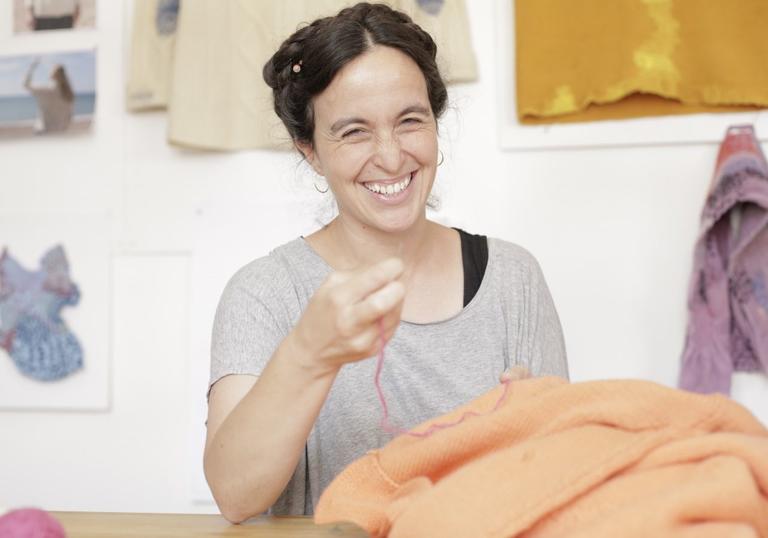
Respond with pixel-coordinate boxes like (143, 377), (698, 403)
(302, 45), (439, 234)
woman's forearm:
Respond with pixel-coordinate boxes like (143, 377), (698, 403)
(204, 333), (338, 523)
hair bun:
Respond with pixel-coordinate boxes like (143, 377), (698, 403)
(263, 2), (447, 145)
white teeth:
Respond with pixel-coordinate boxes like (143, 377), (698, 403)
(364, 173), (413, 196)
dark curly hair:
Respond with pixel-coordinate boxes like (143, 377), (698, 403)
(263, 2), (447, 147)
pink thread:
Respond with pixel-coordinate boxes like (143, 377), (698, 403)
(374, 319), (513, 438)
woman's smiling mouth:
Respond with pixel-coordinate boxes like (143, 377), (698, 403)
(362, 171), (414, 199)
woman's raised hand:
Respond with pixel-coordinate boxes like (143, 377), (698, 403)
(289, 258), (405, 377)
(24, 59), (41, 89)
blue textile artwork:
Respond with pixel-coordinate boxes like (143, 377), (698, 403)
(0, 245), (83, 381)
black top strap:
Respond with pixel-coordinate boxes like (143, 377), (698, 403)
(455, 228), (489, 307)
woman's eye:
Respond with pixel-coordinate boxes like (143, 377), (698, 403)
(402, 117), (422, 125)
(341, 128), (363, 138)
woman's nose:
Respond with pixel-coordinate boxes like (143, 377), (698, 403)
(372, 133), (404, 173)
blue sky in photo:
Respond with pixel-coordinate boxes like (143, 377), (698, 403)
(0, 50), (96, 98)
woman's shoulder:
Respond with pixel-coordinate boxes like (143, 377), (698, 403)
(451, 227), (536, 266)
(483, 236), (553, 295)
(224, 238), (311, 290)
(220, 237), (324, 305)
(487, 236), (541, 271)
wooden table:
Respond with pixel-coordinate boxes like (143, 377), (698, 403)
(52, 512), (369, 537)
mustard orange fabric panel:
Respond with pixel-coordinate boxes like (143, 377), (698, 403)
(515, 0), (768, 124)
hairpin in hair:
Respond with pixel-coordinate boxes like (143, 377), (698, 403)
(292, 60), (303, 73)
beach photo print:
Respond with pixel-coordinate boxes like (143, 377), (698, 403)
(0, 50), (96, 138)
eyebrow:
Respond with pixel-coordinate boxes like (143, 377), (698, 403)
(329, 104), (431, 134)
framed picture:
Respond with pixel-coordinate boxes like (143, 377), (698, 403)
(13, 0), (96, 34)
(0, 50), (96, 138)
(495, 0), (768, 150)
(0, 212), (111, 411)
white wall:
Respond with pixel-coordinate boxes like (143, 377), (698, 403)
(1, 0), (766, 515)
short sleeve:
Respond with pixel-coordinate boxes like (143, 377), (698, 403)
(498, 241), (569, 380)
(523, 256), (569, 379)
(208, 258), (293, 393)
(207, 249), (311, 515)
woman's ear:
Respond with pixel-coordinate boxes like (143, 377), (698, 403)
(296, 141), (324, 177)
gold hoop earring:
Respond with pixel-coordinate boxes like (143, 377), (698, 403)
(314, 181), (329, 194)
(437, 150), (444, 167)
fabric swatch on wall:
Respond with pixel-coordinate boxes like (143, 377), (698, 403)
(127, 0), (476, 151)
(0, 245), (83, 382)
(126, 0), (180, 111)
(167, 0), (476, 151)
(679, 124), (768, 395)
(515, 0), (768, 124)
(400, 0), (477, 83)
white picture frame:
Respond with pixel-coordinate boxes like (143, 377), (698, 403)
(0, 211), (112, 411)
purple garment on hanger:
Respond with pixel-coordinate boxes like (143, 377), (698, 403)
(679, 125), (768, 395)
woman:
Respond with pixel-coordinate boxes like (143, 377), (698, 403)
(204, 2), (568, 523)
(23, 59), (75, 133)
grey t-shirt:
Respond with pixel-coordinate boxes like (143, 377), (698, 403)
(209, 236), (568, 515)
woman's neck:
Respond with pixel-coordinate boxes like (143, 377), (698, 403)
(308, 214), (438, 273)
(306, 214), (463, 323)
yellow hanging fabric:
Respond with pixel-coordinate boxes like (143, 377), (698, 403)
(515, 0), (768, 124)
(126, 0), (178, 111)
(153, 0), (476, 151)
(396, 0), (477, 83)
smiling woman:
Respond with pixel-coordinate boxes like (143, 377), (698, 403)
(203, 2), (568, 524)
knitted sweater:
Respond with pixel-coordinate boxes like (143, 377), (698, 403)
(315, 377), (768, 537)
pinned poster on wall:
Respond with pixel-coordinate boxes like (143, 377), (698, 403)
(0, 211), (111, 411)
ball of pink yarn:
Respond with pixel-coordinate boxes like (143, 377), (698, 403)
(0, 508), (66, 538)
